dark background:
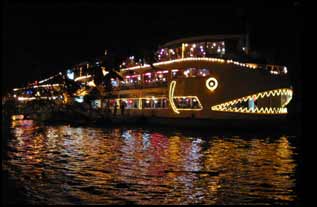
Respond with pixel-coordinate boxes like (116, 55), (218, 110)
(1, 1), (304, 205)
(2, 1), (302, 118)
(2, 1), (301, 90)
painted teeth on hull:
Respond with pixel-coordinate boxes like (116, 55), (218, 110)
(211, 88), (293, 114)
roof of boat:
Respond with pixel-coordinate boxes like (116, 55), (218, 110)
(161, 34), (245, 48)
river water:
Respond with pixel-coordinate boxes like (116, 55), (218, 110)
(2, 119), (299, 205)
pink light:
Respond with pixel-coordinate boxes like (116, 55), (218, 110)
(156, 70), (168, 74)
(144, 72), (151, 76)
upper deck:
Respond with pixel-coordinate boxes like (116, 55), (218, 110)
(115, 57), (288, 92)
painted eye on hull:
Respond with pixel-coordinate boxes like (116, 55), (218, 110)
(206, 77), (218, 91)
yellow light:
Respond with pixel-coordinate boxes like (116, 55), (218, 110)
(76, 88), (89, 96)
(18, 97), (36, 101)
(74, 75), (92, 82)
(138, 98), (142, 109)
(120, 57), (261, 71)
(168, 81), (203, 114)
(63, 93), (68, 104)
(206, 77), (218, 91)
(211, 88), (293, 114)
(174, 96), (203, 111)
(11, 115), (24, 120)
(87, 80), (96, 87)
(102, 69), (109, 76)
(17, 96), (60, 101)
(169, 81), (180, 114)
(33, 84), (61, 89)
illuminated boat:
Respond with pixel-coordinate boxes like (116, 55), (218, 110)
(102, 35), (293, 120)
(9, 35), (293, 123)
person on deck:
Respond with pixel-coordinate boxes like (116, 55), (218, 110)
(114, 102), (118, 116)
(120, 100), (126, 116)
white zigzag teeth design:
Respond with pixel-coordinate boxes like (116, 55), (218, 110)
(211, 88), (292, 114)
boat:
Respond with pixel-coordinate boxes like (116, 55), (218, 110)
(9, 34), (293, 126)
(97, 35), (293, 121)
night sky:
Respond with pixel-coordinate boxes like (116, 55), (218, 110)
(2, 1), (302, 96)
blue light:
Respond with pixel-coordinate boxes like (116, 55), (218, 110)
(75, 96), (84, 103)
(248, 98), (255, 110)
(67, 69), (74, 80)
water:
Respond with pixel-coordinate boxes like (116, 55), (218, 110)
(2, 119), (299, 205)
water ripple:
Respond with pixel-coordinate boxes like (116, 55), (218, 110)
(3, 120), (297, 205)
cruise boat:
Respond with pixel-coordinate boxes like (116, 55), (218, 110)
(9, 34), (293, 124)
(101, 35), (293, 120)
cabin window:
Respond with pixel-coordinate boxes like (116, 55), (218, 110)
(106, 99), (117, 109)
(171, 69), (181, 78)
(143, 72), (153, 83)
(111, 79), (119, 87)
(120, 99), (139, 109)
(124, 75), (141, 85)
(184, 68), (206, 77)
(155, 70), (168, 82)
(173, 97), (201, 109)
(142, 99), (152, 108)
(205, 41), (225, 55)
(143, 72), (168, 88)
(141, 97), (168, 109)
(197, 68), (210, 77)
(91, 100), (101, 109)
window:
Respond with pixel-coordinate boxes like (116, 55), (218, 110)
(206, 41), (225, 55)
(197, 68), (210, 77)
(172, 68), (210, 78)
(141, 97), (168, 109)
(171, 69), (182, 78)
(122, 99), (139, 109)
(111, 79), (119, 87)
(173, 97), (202, 109)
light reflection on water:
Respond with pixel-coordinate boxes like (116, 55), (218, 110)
(4, 120), (297, 205)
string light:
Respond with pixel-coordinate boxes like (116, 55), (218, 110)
(38, 73), (61, 84)
(13, 84), (61, 91)
(174, 96), (203, 111)
(87, 80), (96, 87)
(121, 57), (262, 72)
(74, 75), (92, 82)
(168, 81), (203, 114)
(17, 96), (61, 101)
(169, 81), (180, 114)
(211, 88), (293, 114)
